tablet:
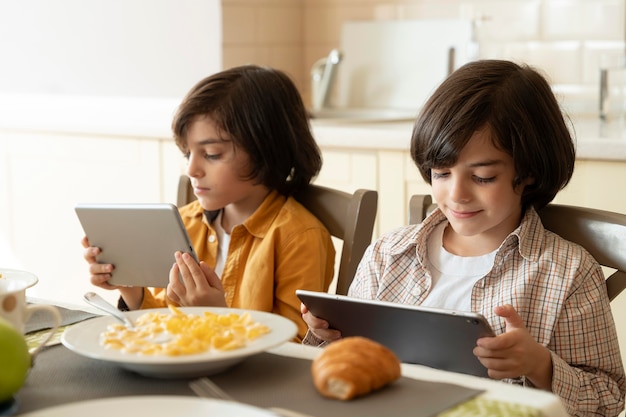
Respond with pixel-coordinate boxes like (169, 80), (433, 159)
(75, 203), (198, 288)
(296, 289), (495, 377)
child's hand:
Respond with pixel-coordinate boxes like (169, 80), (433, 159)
(301, 302), (341, 342)
(81, 235), (117, 290)
(81, 236), (143, 309)
(473, 304), (552, 389)
(166, 251), (227, 307)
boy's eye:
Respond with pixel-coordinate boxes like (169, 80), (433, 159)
(182, 150), (221, 161)
(431, 171), (449, 179)
(474, 176), (496, 184)
(204, 153), (221, 160)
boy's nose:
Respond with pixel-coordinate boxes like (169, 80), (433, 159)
(448, 179), (471, 203)
(186, 155), (204, 179)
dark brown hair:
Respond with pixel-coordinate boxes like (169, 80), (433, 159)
(410, 59), (575, 210)
(172, 65), (321, 196)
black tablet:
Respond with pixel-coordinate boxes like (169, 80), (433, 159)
(75, 203), (198, 288)
(296, 289), (495, 377)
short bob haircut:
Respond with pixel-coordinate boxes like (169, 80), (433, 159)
(410, 59), (575, 210)
(172, 65), (321, 196)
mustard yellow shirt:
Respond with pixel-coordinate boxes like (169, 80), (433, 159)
(139, 190), (335, 341)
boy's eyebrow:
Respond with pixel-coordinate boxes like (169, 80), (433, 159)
(466, 159), (505, 168)
(194, 138), (224, 146)
(433, 159), (505, 170)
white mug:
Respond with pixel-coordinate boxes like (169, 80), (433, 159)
(0, 268), (61, 356)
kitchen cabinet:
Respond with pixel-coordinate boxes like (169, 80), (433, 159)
(0, 130), (185, 305)
(554, 160), (626, 214)
(313, 148), (379, 234)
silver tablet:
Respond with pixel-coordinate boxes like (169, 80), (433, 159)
(296, 289), (495, 378)
(75, 203), (198, 288)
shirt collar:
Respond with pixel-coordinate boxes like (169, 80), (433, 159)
(507, 205), (546, 263)
(384, 209), (448, 264)
(200, 190), (286, 238)
(240, 190), (286, 238)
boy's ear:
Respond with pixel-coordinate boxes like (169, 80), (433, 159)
(515, 176), (535, 194)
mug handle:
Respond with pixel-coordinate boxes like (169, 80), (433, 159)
(26, 304), (62, 356)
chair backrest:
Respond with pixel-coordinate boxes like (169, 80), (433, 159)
(408, 194), (626, 301)
(177, 174), (195, 208)
(177, 175), (378, 295)
(408, 194), (434, 225)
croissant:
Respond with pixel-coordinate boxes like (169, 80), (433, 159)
(311, 336), (401, 400)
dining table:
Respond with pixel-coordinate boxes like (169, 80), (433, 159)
(14, 297), (570, 417)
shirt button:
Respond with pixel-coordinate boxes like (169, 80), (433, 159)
(208, 235), (216, 243)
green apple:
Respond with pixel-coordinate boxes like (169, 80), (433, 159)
(0, 316), (30, 402)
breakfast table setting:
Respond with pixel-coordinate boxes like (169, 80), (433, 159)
(2, 268), (570, 417)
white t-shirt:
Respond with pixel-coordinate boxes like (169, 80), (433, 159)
(212, 210), (230, 278)
(421, 221), (497, 312)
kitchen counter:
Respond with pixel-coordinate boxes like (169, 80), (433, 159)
(0, 93), (179, 139)
(311, 116), (626, 162)
(1, 94), (626, 161)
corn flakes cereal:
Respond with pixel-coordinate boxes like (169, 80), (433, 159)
(100, 305), (270, 356)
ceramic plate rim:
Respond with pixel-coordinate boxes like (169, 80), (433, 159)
(0, 268), (38, 289)
(61, 307), (297, 366)
(18, 396), (278, 417)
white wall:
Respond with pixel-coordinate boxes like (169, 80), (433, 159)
(0, 0), (222, 98)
